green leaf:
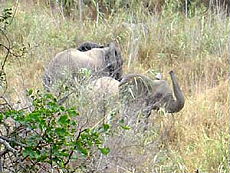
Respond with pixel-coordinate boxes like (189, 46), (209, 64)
(23, 147), (38, 159)
(58, 115), (70, 125)
(27, 89), (33, 96)
(55, 127), (68, 136)
(59, 150), (69, 157)
(78, 146), (89, 156)
(44, 93), (55, 99)
(99, 147), (110, 155)
(0, 113), (4, 122)
(60, 106), (65, 111)
(119, 119), (125, 124)
(75, 141), (89, 156)
(26, 112), (40, 122)
(47, 101), (58, 109)
(67, 108), (78, 117)
(120, 125), (131, 130)
(119, 119), (131, 130)
(102, 124), (110, 132)
(71, 121), (77, 126)
(37, 153), (48, 162)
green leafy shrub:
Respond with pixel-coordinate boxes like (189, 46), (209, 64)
(0, 8), (110, 172)
(0, 90), (110, 172)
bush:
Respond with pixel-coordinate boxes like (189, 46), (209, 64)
(0, 90), (110, 172)
(0, 7), (110, 172)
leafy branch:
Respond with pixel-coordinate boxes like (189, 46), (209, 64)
(0, 5), (111, 172)
(0, 90), (111, 172)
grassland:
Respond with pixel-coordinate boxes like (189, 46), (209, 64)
(0, 0), (229, 172)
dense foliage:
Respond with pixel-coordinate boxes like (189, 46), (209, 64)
(0, 8), (110, 172)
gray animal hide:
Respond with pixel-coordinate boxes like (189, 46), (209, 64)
(119, 71), (185, 118)
(43, 43), (123, 93)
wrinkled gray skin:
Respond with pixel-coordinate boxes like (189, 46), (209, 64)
(119, 71), (185, 116)
(82, 72), (184, 172)
(86, 77), (120, 118)
(88, 76), (120, 96)
(43, 42), (123, 91)
(89, 71), (184, 117)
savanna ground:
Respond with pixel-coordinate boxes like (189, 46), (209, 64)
(0, 0), (229, 172)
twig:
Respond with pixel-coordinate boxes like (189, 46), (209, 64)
(0, 32), (11, 71)
(0, 149), (8, 157)
(64, 128), (87, 166)
(0, 138), (17, 154)
(0, 95), (13, 110)
(0, 136), (26, 148)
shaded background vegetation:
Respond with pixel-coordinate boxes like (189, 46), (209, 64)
(0, 0), (229, 172)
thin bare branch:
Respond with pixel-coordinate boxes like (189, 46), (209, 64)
(0, 136), (26, 148)
(0, 138), (17, 154)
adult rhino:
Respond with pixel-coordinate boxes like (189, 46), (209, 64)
(43, 42), (123, 92)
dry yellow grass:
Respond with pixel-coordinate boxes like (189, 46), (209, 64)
(172, 80), (229, 171)
(0, 1), (229, 172)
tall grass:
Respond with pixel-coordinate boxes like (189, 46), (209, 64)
(0, 0), (229, 172)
